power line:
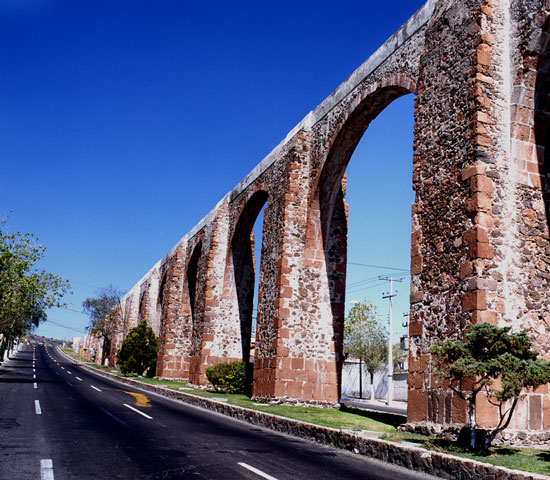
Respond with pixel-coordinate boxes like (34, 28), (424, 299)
(347, 262), (409, 272)
(52, 306), (88, 316)
(44, 319), (86, 334)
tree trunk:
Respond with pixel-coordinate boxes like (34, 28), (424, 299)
(370, 371), (375, 401)
(469, 398), (476, 449)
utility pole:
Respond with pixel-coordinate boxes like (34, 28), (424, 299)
(379, 276), (402, 405)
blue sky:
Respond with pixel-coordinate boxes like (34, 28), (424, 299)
(0, 0), (425, 341)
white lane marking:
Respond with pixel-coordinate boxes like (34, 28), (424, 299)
(75, 377), (82, 381)
(40, 458), (54, 480)
(33, 374), (36, 379)
(66, 371), (72, 375)
(99, 407), (129, 427)
(238, 463), (279, 480)
(34, 383), (37, 389)
(35, 400), (42, 415)
(123, 403), (153, 420)
(60, 367), (65, 370)
(66, 381), (73, 387)
(90, 385), (102, 392)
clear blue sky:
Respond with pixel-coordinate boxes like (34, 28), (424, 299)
(0, 0), (425, 341)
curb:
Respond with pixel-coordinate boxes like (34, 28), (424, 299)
(58, 350), (549, 480)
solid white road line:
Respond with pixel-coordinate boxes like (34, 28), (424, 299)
(123, 403), (153, 420)
(35, 400), (42, 415)
(90, 385), (102, 392)
(40, 459), (54, 480)
(99, 407), (129, 427)
(238, 463), (279, 480)
(34, 383), (37, 389)
(66, 381), (73, 387)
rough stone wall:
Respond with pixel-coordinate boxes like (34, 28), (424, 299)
(407, 0), (485, 426)
(107, 0), (549, 437)
(504, 0), (550, 432)
(407, 0), (550, 437)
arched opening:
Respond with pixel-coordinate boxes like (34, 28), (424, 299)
(314, 84), (415, 400)
(138, 292), (146, 322)
(156, 271), (168, 358)
(231, 190), (268, 392)
(187, 241), (202, 325)
(157, 272), (168, 318)
(535, 17), (550, 227)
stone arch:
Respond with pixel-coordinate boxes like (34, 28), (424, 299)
(307, 78), (416, 396)
(231, 190), (269, 363)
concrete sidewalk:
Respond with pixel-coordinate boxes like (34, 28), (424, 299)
(340, 396), (407, 416)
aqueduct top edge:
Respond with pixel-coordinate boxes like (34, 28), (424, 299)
(120, 0), (436, 303)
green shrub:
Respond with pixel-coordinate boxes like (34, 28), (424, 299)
(117, 318), (158, 376)
(205, 361), (246, 393)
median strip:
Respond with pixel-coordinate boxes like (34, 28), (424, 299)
(238, 462), (278, 480)
(123, 403), (153, 419)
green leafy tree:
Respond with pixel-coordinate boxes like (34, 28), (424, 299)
(344, 301), (388, 400)
(82, 285), (124, 365)
(0, 219), (70, 358)
(116, 318), (158, 376)
(430, 322), (550, 451)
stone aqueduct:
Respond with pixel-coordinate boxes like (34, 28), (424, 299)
(102, 0), (550, 434)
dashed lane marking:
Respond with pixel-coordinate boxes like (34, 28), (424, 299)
(66, 371), (72, 374)
(34, 383), (37, 389)
(238, 463), (279, 480)
(40, 459), (54, 480)
(75, 377), (82, 381)
(35, 400), (42, 415)
(123, 403), (153, 420)
(99, 408), (129, 427)
(90, 385), (102, 392)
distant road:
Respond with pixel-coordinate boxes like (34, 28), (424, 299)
(0, 345), (441, 479)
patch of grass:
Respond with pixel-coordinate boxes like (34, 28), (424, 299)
(123, 375), (189, 390)
(380, 431), (550, 476)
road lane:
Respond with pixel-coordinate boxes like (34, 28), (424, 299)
(1, 344), (442, 479)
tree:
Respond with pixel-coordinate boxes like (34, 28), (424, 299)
(0, 219), (70, 358)
(116, 319), (158, 376)
(430, 322), (550, 451)
(82, 285), (124, 365)
(344, 301), (388, 400)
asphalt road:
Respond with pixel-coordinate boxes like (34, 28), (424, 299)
(0, 344), (441, 480)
